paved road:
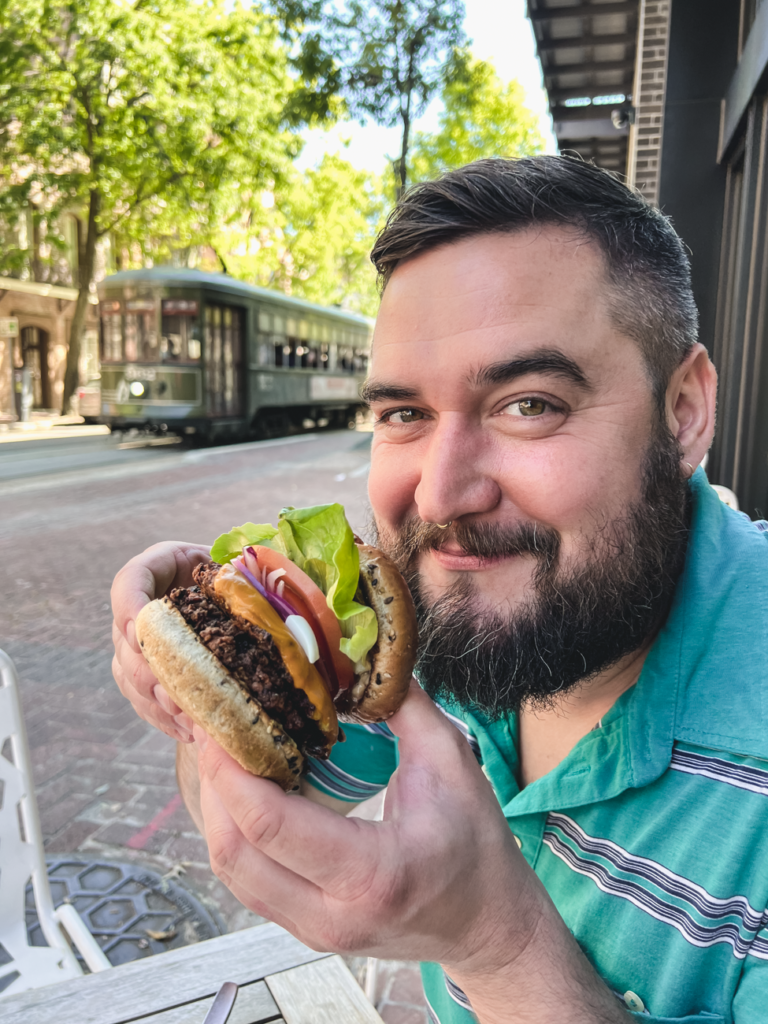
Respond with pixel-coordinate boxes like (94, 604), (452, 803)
(0, 429), (374, 924)
(0, 427), (429, 1022)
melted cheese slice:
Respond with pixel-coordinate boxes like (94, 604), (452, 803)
(214, 564), (338, 742)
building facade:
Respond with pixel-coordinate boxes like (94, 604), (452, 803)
(0, 215), (100, 422)
(530, 0), (768, 516)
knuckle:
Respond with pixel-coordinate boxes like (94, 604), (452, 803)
(318, 916), (369, 955)
(206, 824), (237, 874)
(239, 800), (283, 849)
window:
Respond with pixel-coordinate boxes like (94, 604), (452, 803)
(100, 301), (122, 362)
(125, 299), (158, 362)
(204, 303), (243, 416)
(161, 299), (201, 362)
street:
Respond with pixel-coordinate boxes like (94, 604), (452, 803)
(0, 429), (427, 1021)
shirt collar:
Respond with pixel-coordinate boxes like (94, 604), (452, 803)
(490, 468), (768, 818)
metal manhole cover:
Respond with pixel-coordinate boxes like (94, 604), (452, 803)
(26, 858), (224, 968)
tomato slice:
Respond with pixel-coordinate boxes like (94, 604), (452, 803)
(252, 546), (355, 693)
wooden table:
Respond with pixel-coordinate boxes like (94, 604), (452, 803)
(0, 922), (384, 1024)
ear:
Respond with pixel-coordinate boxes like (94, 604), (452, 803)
(665, 343), (717, 472)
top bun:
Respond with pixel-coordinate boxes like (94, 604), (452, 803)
(343, 543), (418, 722)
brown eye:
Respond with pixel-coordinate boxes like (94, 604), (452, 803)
(519, 399), (546, 416)
(386, 408), (424, 424)
(503, 398), (549, 417)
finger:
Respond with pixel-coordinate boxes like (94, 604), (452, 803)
(111, 541), (211, 646)
(114, 629), (161, 703)
(113, 655), (193, 742)
(199, 767), (325, 922)
(153, 683), (182, 717)
(200, 737), (382, 897)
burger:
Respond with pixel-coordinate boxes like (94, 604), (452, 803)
(135, 503), (417, 791)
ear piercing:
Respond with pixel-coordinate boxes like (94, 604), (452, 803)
(685, 462), (695, 477)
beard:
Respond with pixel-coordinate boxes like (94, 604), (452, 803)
(373, 427), (691, 718)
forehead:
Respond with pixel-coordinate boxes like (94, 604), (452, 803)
(371, 227), (637, 382)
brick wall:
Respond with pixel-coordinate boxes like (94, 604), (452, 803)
(628, 0), (672, 205)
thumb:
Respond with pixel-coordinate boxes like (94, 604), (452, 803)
(386, 677), (473, 764)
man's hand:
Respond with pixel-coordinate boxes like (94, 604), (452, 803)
(111, 541), (211, 743)
(195, 682), (630, 1022)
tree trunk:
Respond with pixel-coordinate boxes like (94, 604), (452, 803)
(396, 102), (411, 202)
(61, 188), (100, 414)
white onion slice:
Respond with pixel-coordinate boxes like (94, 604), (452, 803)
(267, 567), (286, 592)
(243, 548), (259, 576)
(285, 615), (320, 663)
(277, 579), (285, 598)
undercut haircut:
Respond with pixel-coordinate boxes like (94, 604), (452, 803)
(370, 156), (698, 401)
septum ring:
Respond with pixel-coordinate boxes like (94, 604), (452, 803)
(433, 521), (452, 529)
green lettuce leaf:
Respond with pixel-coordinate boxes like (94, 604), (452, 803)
(210, 522), (278, 564)
(210, 504), (378, 668)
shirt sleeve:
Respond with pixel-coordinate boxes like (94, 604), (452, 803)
(304, 722), (399, 802)
(732, 943), (768, 1022)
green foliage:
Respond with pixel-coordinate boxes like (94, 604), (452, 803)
(0, 0), (305, 407)
(0, 0), (297, 255)
(272, 0), (467, 193)
(408, 55), (545, 183)
(211, 152), (386, 316)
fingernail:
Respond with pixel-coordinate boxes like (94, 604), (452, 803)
(153, 685), (171, 713)
(178, 730), (194, 744)
(126, 620), (136, 651)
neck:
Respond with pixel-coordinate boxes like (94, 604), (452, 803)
(517, 643), (651, 788)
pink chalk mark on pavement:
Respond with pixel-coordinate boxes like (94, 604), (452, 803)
(127, 793), (184, 850)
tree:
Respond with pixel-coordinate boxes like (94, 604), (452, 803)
(0, 0), (300, 412)
(194, 153), (386, 316)
(408, 55), (545, 183)
(274, 0), (467, 199)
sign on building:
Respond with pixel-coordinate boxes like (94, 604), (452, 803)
(0, 318), (19, 337)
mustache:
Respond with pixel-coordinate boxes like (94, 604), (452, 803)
(380, 516), (561, 576)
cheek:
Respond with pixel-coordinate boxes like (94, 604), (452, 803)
(368, 439), (423, 527)
(490, 434), (646, 539)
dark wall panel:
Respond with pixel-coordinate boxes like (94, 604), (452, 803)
(657, 0), (739, 356)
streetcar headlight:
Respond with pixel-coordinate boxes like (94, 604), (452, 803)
(129, 381), (145, 397)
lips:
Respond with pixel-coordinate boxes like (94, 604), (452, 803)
(428, 547), (516, 572)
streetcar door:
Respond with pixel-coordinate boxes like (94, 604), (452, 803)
(204, 303), (244, 417)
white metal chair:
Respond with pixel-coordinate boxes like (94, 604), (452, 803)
(0, 648), (111, 998)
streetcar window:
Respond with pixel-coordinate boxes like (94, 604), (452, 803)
(101, 311), (122, 363)
(298, 319), (309, 341)
(161, 299), (200, 362)
(204, 304), (243, 416)
(258, 336), (273, 366)
(161, 315), (201, 362)
(258, 311), (271, 333)
(354, 348), (369, 373)
(125, 311), (159, 362)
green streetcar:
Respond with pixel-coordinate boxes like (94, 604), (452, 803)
(97, 268), (372, 442)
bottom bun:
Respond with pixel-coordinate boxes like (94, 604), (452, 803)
(136, 598), (303, 791)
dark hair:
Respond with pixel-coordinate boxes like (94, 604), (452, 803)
(370, 156), (698, 399)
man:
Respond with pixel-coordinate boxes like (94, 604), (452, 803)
(112, 157), (768, 1022)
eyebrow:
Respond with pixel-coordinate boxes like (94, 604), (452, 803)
(360, 381), (419, 405)
(360, 348), (592, 406)
(469, 350), (592, 391)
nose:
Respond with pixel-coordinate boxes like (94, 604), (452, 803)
(414, 414), (501, 525)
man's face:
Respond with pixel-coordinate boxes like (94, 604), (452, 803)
(366, 227), (689, 712)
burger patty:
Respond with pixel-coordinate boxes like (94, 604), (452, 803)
(168, 569), (329, 759)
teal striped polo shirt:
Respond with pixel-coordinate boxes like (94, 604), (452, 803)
(307, 470), (768, 1023)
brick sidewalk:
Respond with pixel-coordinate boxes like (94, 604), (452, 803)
(0, 431), (428, 1019)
